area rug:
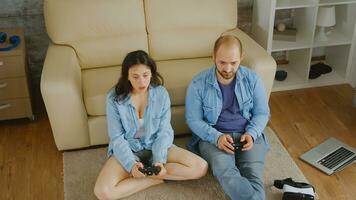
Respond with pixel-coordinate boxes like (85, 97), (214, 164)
(63, 127), (308, 200)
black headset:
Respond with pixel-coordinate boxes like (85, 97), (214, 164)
(0, 32), (21, 51)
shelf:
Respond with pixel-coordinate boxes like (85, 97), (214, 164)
(273, 67), (307, 91)
(319, 0), (356, 6)
(273, 71), (347, 91)
(271, 6), (317, 52)
(314, 4), (356, 47)
(313, 30), (353, 47)
(307, 70), (346, 86)
(276, 0), (317, 10)
(272, 40), (311, 52)
(252, 0), (356, 91)
(273, 48), (311, 91)
(308, 45), (350, 87)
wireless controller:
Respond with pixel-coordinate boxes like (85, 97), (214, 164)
(232, 139), (247, 150)
(139, 165), (161, 176)
(232, 138), (247, 165)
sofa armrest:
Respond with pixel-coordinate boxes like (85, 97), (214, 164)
(223, 28), (276, 99)
(41, 43), (90, 150)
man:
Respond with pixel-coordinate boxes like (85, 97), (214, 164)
(186, 35), (270, 200)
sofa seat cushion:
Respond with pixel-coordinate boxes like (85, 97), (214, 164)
(89, 106), (191, 146)
(82, 58), (213, 116)
(82, 66), (120, 116)
(88, 116), (108, 145)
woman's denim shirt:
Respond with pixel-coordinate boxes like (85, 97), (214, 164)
(106, 85), (174, 172)
(185, 66), (270, 153)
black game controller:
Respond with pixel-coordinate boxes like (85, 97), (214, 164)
(232, 139), (247, 151)
(139, 165), (161, 176)
(232, 138), (247, 165)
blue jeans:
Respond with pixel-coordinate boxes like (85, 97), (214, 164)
(199, 133), (269, 200)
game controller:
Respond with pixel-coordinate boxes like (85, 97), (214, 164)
(232, 138), (247, 165)
(232, 139), (247, 151)
(139, 165), (161, 176)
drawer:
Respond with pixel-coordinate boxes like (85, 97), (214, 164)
(0, 77), (30, 100)
(0, 56), (25, 79)
(0, 98), (32, 120)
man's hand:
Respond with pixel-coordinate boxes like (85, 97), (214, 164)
(131, 162), (145, 178)
(240, 133), (254, 151)
(217, 134), (235, 154)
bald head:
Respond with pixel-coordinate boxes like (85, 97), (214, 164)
(213, 35), (243, 57)
(213, 35), (245, 84)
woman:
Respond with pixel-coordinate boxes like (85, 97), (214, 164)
(94, 50), (208, 200)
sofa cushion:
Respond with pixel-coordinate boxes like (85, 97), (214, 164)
(88, 116), (108, 145)
(44, 0), (148, 69)
(89, 106), (191, 146)
(82, 66), (119, 116)
(145, 0), (237, 60)
(82, 58), (213, 116)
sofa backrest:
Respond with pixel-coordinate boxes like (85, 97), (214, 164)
(45, 0), (238, 69)
(44, 0), (148, 69)
(44, 0), (239, 116)
(145, 0), (238, 60)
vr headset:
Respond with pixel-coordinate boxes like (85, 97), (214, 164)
(274, 178), (315, 200)
(0, 32), (21, 51)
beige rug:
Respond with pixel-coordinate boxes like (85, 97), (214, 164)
(63, 127), (308, 200)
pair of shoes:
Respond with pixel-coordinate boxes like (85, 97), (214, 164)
(274, 178), (312, 189)
(309, 62), (332, 79)
(274, 178), (315, 200)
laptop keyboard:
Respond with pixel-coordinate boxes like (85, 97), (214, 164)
(334, 156), (356, 172)
(318, 147), (355, 170)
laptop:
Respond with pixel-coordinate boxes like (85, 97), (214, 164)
(300, 137), (356, 175)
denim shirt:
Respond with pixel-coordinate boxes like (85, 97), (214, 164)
(185, 65), (270, 153)
(106, 85), (174, 172)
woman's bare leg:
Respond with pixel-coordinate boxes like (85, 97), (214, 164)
(94, 157), (163, 200)
(152, 146), (208, 181)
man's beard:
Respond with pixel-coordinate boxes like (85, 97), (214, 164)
(216, 69), (235, 80)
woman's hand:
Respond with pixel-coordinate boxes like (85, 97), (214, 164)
(131, 162), (145, 178)
(153, 162), (167, 177)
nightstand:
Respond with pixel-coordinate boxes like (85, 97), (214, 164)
(0, 28), (34, 120)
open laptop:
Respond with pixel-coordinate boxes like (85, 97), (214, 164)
(300, 137), (356, 175)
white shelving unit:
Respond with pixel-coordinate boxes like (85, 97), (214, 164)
(252, 0), (356, 91)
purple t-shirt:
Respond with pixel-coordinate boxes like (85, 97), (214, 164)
(213, 78), (248, 133)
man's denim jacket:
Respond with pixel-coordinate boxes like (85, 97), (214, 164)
(106, 85), (174, 172)
(185, 65), (270, 153)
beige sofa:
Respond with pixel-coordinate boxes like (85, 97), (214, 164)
(41, 0), (276, 150)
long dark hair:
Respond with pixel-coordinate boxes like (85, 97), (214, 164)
(114, 50), (163, 101)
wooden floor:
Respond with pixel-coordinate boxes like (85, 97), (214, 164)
(0, 84), (355, 200)
(269, 84), (356, 200)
